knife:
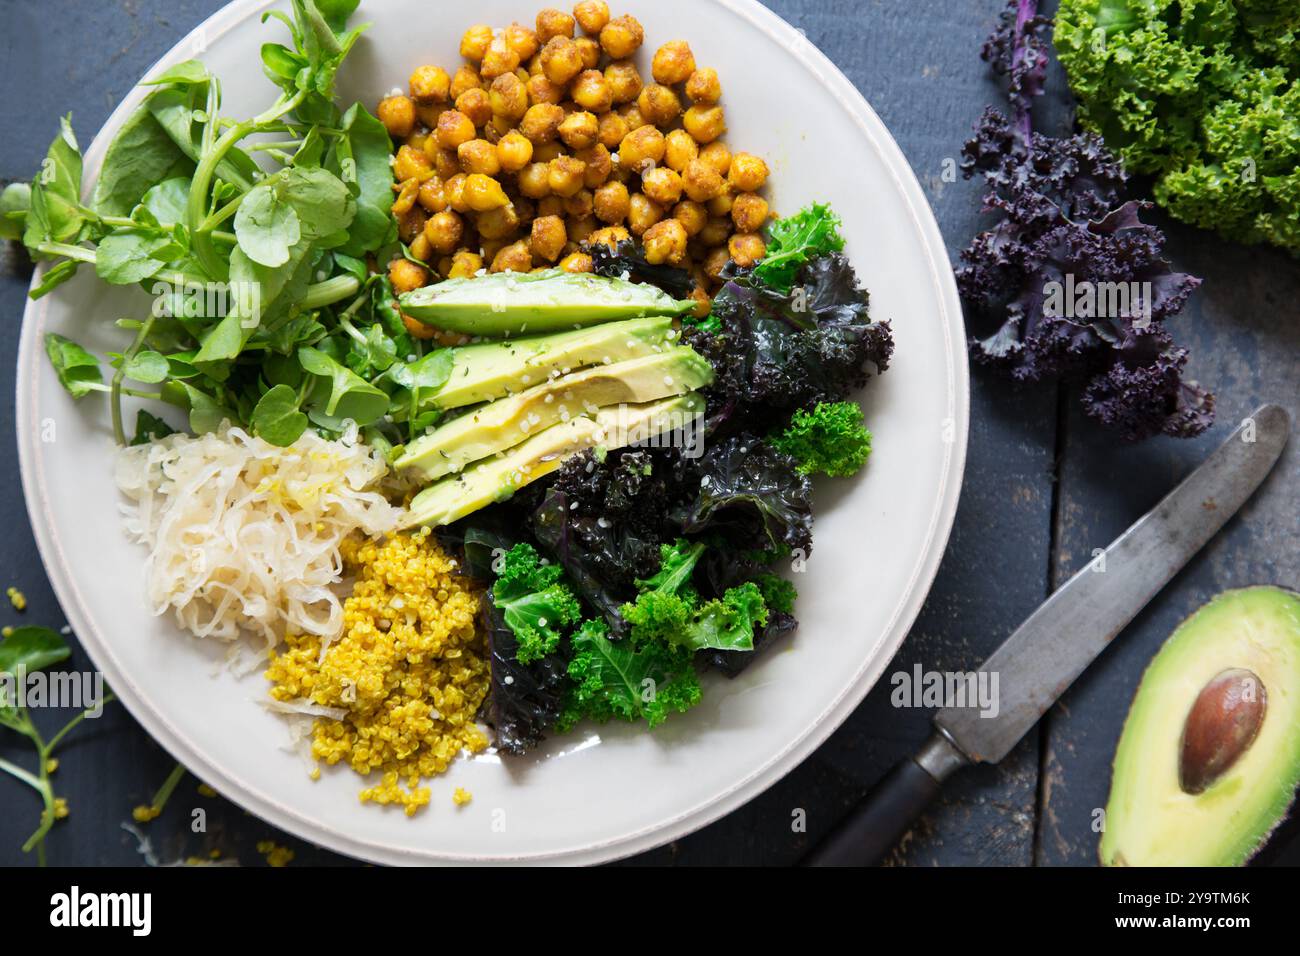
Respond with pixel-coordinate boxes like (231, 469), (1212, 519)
(804, 403), (1291, 866)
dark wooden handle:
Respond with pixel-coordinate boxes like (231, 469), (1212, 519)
(802, 756), (943, 866)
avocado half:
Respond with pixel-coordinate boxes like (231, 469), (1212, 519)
(1101, 586), (1300, 866)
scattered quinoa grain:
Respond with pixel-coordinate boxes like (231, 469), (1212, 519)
(197, 783), (217, 798)
(453, 787), (473, 807)
(132, 804), (161, 823)
(7, 587), (27, 611)
(256, 840), (295, 867)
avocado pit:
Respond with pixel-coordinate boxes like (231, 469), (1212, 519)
(1179, 667), (1266, 795)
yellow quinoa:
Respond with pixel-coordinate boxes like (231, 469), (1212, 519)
(265, 528), (490, 816)
(256, 840), (295, 867)
(196, 783), (217, 798)
(453, 787), (472, 807)
(132, 805), (161, 823)
(6, 587), (26, 611)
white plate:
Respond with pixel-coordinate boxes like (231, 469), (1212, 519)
(16, 0), (968, 864)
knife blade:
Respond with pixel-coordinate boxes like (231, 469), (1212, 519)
(805, 403), (1291, 866)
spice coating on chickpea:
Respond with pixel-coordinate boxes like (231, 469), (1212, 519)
(570, 70), (613, 113)
(536, 7), (576, 41)
(728, 152), (770, 192)
(492, 239), (534, 273)
(642, 166), (684, 206)
(480, 38), (521, 80)
(377, 95), (416, 139)
(652, 41), (696, 86)
(573, 0), (610, 34)
(530, 214), (568, 261)
(685, 67), (721, 104)
(424, 210), (466, 252)
(729, 232), (767, 268)
(389, 257), (430, 294)
(460, 24), (494, 61)
(539, 36), (584, 85)
(600, 14), (645, 59)
(643, 218), (689, 265)
(683, 104), (726, 143)
(637, 84), (682, 128)
(435, 110), (476, 149)
(559, 110), (600, 150)
(409, 65), (451, 104)
(604, 60), (643, 105)
(548, 155), (587, 197)
(731, 192), (770, 233)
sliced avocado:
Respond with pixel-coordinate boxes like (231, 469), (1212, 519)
(403, 392), (705, 528)
(399, 269), (694, 336)
(1101, 586), (1300, 867)
(395, 346), (713, 481)
(430, 315), (676, 410)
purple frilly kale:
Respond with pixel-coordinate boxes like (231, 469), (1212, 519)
(957, 0), (1212, 441)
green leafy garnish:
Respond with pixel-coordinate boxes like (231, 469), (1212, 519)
(772, 400), (873, 477)
(561, 619), (702, 729)
(493, 544), (583, 665)
(751, 201), (845, 292)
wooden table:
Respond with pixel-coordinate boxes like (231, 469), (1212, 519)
(0, 0), (1295, 866)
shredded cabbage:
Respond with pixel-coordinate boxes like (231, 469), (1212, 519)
(116, 424), (400, 652)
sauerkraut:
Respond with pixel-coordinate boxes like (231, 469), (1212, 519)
(116, 424), (400, 652)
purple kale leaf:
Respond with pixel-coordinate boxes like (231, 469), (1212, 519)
(958, 0), (1212, 442)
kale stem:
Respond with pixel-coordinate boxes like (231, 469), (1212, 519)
(1011, 0), (1039, 142)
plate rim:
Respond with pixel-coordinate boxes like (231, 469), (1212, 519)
(15, 0), (969, 865)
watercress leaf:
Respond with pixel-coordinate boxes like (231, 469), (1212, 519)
(331, 251), (367, 280)
(282, 166), (355, 240)
(44, 334), (102, 399)
(91, 103), (193, 217)
(130, 409), (176, 445)
(299, 345), (389, 424)
(251, 384), (309, 446)
(24, 115), (84, 248)
(196, 241), (313, 366)
(234, 181), (302, 267)
(146, 85), (259, 194)
(123, 350), (170, 384)
(178, 383), (234, 433)
(0, 626), (71, 675)
(140, 60), (210, 87)
(331, 103), (394, 256)
(261, 42), (307, 85)
(139, 177), (191, 227)
(95, 229), (172, 284)
(388, 348), (453, 391)
(0, 182), (31, 241)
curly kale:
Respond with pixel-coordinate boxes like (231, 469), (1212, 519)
(1055, 0), (1300, 253)
(585, 237), (697, 298)
(492, 543), (582, 664)
(959, 0), (1212, 441)
(772, 400), (873, 477)
(751, 202), (846, 292)
(480, 593), (572, 755)
(686, 252), (893, 420)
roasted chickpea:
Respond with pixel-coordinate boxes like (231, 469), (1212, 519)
(391, 178), (420, 216)
(652, 41), (696, 85)
(532, 140), (565, 163)
(663, 129), (699, 172)
(537, 195), (566, 218)
(643, 218), (689, 266)
(688, 277), (711, 318)
(558, 110), (600, 151)
(443, 173), (469, 213)
(731, 192), (769, 233)
(699, 214), (733, 247)
(480, 38), (521, 80)
(637, 84), (682, 128)
(573, 0), (609, 34)
(618, 102), (648, 132)
(672, 199), (708, 236)
(504, 22), (540, 60)
(597, 112), (629, 149)
(567, 215), (598, 243)
(703, 244), (731, 281)
(462, 173), (510, 211)
(518, 162), (553, 199)
(729, 233), (766, 268)
(450, 65), (483, 99)
(587, 225), (631, 249)
(460, 24), (494, 62)
(496, 131), (534, 173)
(455, 87), (492, 128)
(520, 103), (565, 144)
(683, 104), (726, 143)
(593, 180), (630, 223)
(575, 36), (601, 69)
(570, 70), (613, 113)
(491, 240), (533, 273)
(559, 250), (594, 273)
(377, 95), (416, 139)
(394, 144), (434, 182)
(699, 141), (733, 177)
(604, 61), (643, 105)
(408, 232), (433, 262)
(409, 65), (451, 105)
(600, 14), (644, 59)
(475, 203), (521, 240)
(457, 139), (500, 176)
(435, 109), (476, 149)
(627, 192), (664, 237)
(529, 214), (568, 261)
(449, 250), (484, 279)
(536, 7), (576, 42)
(642, 166), (684, 206)
(563, 188), (595, 220)
(548, 155), (587, 197)
(728, 152), (770, 192)
(619, 125), (665, 171)
(685, 67), (721, 104)
(526, 74), (564, 106)
(422, 209), (464, 253)
(482, 78), (521, 124)
(426, 145), (460, 179)
(575, 143), (612, 188)
(417, 177), (448, 213)
(707, 186), (734, 217)
(539, 36), (584, 86)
